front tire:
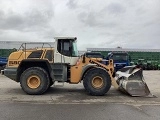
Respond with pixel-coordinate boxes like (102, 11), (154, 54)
(20, 67), (50, 95)
(83, 68), (111, 96)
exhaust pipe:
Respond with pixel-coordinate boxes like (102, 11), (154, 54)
(115, 66), (154, 97)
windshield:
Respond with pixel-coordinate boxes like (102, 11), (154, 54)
(72, 40), (78, 57)
(111, 54), (129, 61)
(86, 53), (103, 58)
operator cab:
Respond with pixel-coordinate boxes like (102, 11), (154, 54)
(54, 37), (79, 65)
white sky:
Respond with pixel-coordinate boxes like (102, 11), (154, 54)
(0, 0), (160, 50)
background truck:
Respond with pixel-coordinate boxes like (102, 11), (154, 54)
(1, 37), (151, 97)
(106, 52), (131, 71)
(0, 57), (8, 71)
(0, 48), (17, 71)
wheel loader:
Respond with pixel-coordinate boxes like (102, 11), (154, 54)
(1, 37), (152, 96)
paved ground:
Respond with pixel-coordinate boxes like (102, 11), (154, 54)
(0, 103), (160, 120)
(0, 71), (160, 120)
(0, 70), (160, 105)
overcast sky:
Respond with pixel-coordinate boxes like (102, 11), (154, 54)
(0, 0), (160, 50)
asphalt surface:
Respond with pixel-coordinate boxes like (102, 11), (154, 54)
(0, 71), (160, 120)
(0, 103), (160, 120)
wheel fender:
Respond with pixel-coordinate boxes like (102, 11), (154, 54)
(17, 59), (52, 82)
(81, 64), (97, 80)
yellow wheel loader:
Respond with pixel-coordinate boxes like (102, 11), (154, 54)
(1, 37), (152, 96)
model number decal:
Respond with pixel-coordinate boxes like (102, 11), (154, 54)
(9, 61), (21, 65)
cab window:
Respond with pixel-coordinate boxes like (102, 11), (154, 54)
(45, 50), (53, 61)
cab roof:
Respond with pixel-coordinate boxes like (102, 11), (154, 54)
(54, 37), (77, 40)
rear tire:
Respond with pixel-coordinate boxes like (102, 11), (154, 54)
(83, 68), (111, 96)
(20, 67), (50, 95)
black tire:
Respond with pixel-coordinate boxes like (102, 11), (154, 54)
(0, 65), (5, 71)
(0, 66), (2, 71)
(20, 67), (50, 95)
(83, 68), (111, 96)
(50, 81), (54, 87)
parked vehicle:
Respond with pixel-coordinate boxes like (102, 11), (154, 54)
(0, 57), (8, 71)
(136, 59), (147, 70)
(0, 48), (17, 71)
(136, 59), (159, 70)
(106, 52), (131, 71)
(1, 37), (152, 97)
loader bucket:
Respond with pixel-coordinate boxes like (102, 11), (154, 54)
(115, 66), (153, 97)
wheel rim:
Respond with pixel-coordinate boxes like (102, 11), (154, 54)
(27, 75), (41, 89)
(91, 76), (104, 89)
